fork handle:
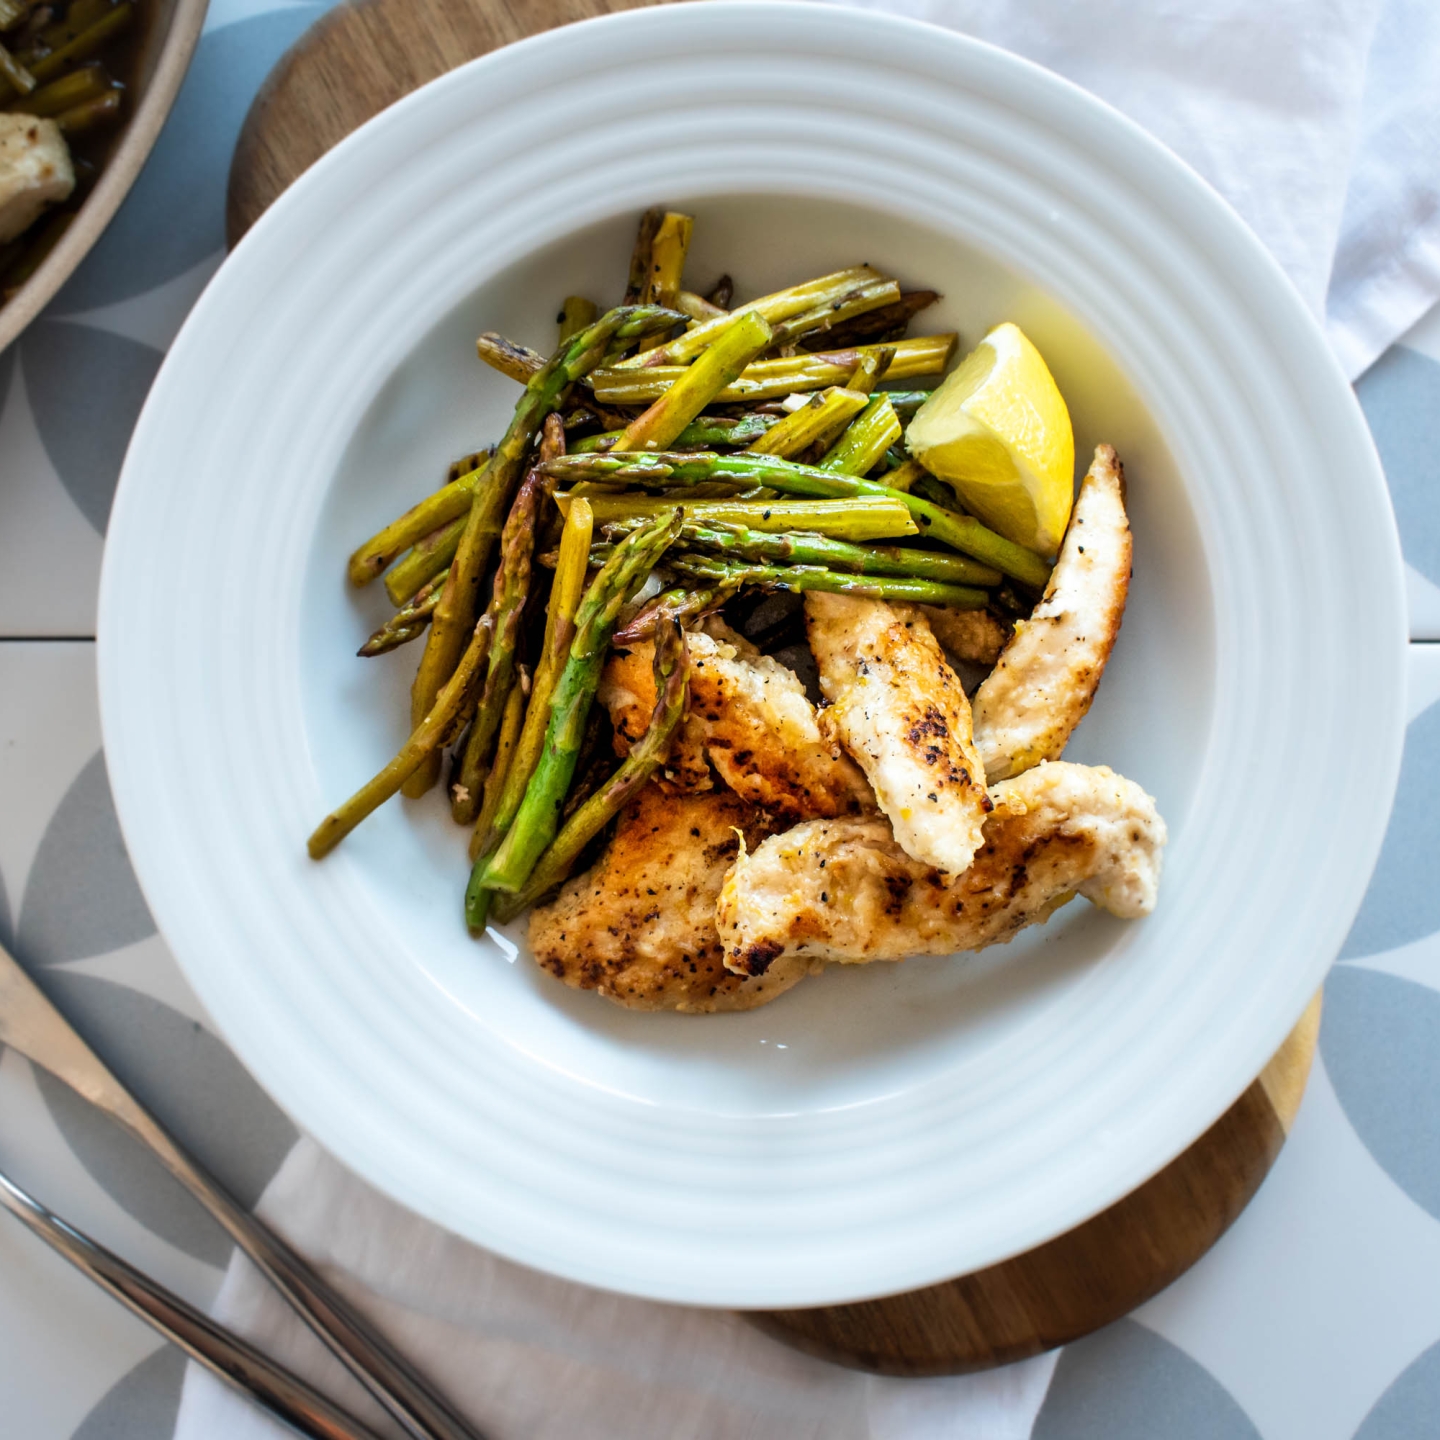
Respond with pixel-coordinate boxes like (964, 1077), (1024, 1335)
(0, 1171), (387, 1440)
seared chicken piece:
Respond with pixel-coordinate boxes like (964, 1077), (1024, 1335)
(529, 784), (816, 1012)
(599, 622), (871, 821)
(806, 593), (991, 873)
(918, 605), (1013, 667)
(973, 445), (1132, 780)
(717, 761), (1166, 974)
(0, 115), (73, 244)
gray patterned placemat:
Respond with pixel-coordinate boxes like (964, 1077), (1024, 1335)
(0, 2), (1436, 1432)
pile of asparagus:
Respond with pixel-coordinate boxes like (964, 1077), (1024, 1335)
(307, 208), (1053, 934)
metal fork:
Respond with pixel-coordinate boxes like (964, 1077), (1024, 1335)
(0, 939), (486, 1440)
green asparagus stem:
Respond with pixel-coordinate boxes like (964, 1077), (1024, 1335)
(405, 305), (682, 797)
(615, 265), (884, 370)
(558, 296), (598, 342)
(614, 310), (772, 451)
(744, 387), (867, 458)
(589, 335), (956, 404)
(611, 580), (740, 646)
(307, 616), (492, 859)
(662, 554), (989, 609)
(486, 614), (690, 926)
(559, 492), (917, 541)
(350, 461), (489, 587)
(469, 668), (528, 863)
(451, 466), (544, 824)
(818, 393), (902, 475)
(602, 516), (1002, 586)
(359, 569), (448, 657)
(381, 514), (468, 606)
(476, 333), (544, 384)
(475, 511), (681, 894)
(542, 450), (1052, 588)
(468, 497), (595, 871)
(571, 411), (778, 454)
(909, 471), (969, 514)
(623, 206), (664, 304)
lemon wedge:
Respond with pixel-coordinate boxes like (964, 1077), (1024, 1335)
(905, 322), (1075, 558)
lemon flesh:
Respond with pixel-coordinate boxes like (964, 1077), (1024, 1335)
(905, 322), (1075, 558)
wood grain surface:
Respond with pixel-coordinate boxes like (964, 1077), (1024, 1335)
(225, 0), (1323, 1374)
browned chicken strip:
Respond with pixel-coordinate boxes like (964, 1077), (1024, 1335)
(529, 784), (817, 1012)
(599, 622), (871, 821)
(806, 593), (991, 874)
(717, 761), (1166, 974)
(972, 444), (1132, 780)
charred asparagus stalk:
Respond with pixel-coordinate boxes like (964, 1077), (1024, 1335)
(798, 290), (940, 350)
(589, 335), (956, 404)
(818, 393), (902, 475)
(476, 333), (545, 384)
(474, 511), (681, 896)
(450, 463), (546, 824)
(615, 265), (885, 370)
(623, 207), (664, 304)
(601, 516), (1002, 586)
(571, 411), (779, 454)
(662, 554), (989, 609)
(359, 569), (449, 656)
(486, 614), (689, 926)
(542, 450), (1051, 588)
(467, 497), (595, 872)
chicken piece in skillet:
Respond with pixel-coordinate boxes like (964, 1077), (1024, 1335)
(717, 760), (1165, 974)
(972, 444), (1132, 781)
(599, 620), (872, 822)
(805, 593), (991, 874)
(528, 784), (816, 1013)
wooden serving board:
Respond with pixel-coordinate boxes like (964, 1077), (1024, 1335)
(226, 0), (1322, 1375)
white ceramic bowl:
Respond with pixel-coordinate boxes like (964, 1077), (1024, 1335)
(98, 2), (1407, 1307)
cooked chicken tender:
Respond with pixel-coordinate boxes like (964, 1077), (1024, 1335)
(717, 761), (1166, 974)
(973, 444), (1132, 780)
(918, 605), (1013, 667)
(529, 785), (816, 1012)
(0, 114), (74, 244)
(599, 622), (871, 821)
(806, 593), (991, 873)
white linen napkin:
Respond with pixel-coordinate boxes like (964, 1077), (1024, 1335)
(175, 1143), (1059, 1439)
(174, 4), (1440, 1437)
(812, 0), (1440, 378)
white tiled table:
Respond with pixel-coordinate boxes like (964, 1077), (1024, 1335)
(1, 4), (1438, 1433)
